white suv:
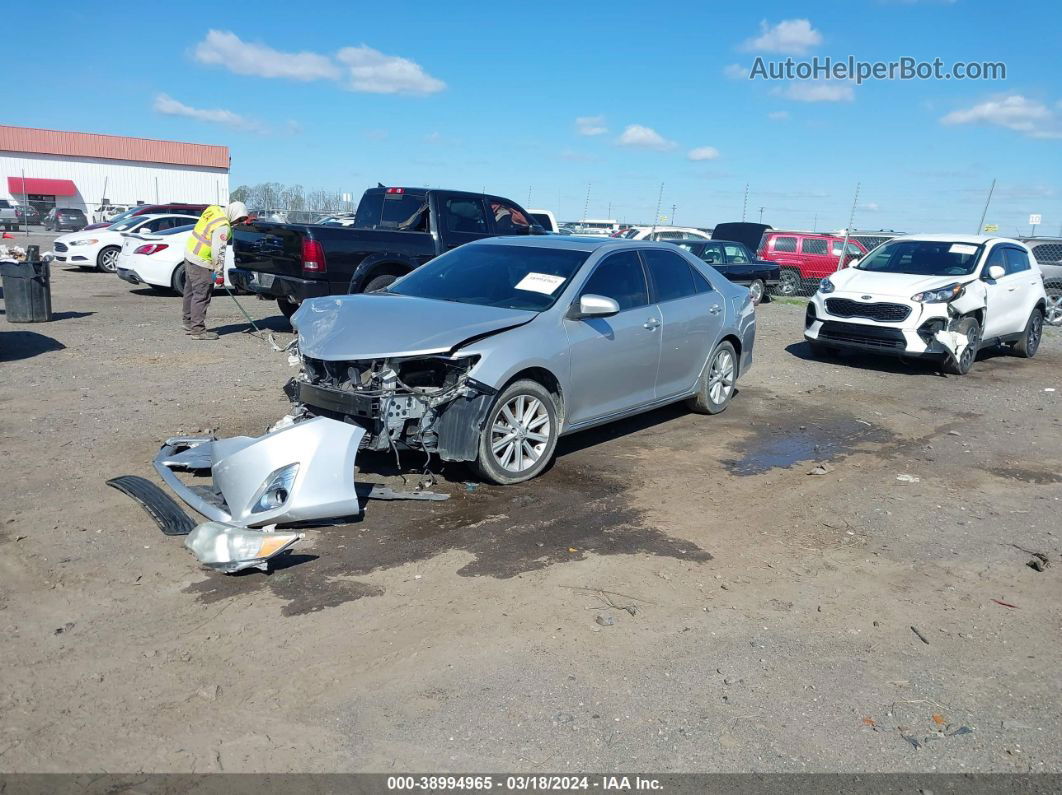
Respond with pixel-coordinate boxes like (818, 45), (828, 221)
(805, 234), (1047, 374)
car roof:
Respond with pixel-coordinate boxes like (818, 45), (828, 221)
(468, 235), (687, 253)
(891, 233), (1024, 246)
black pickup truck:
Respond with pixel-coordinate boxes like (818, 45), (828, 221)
(230, 186), (543, 319)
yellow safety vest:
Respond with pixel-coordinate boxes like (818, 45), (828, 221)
(184, 205), (231, 268)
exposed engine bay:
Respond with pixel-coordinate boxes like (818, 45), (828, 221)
(283, 346), (497, 463)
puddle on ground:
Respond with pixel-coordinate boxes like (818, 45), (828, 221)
(185, 460), (710, 616)
(990, 466), (1062, 485)
(723, 415), (893, 475)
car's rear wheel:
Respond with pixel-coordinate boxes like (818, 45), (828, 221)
(944, 317), (981, 375)
(1012, 307), (1043, 358)
(277, 297), (299, 321)
(1045, 283), (1062, 326)
(774, 269), (800, 296)
(363, 274), (398, 293)
(474, 379), (559, 485)
(748, 279), (765, 305)
(96, 246), (120, 273)
(171, 264), (187, 295)
(687, 341), (737, 415)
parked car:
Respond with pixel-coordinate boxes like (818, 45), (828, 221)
(287, 236), (755, 483)
(672, 239), (780, 304)
(93, 205), (129, 224)
(116, 223), (234, 293)
(626, 226), (712, 242)
(0, 199), (23, 230)
(43, 208), (88, 232)
(51, 214), (196, 272)
(15, 204), (41, 226)
(81, 203), (206, 231)
(1021, 237), (1062, 325)
(528, 209), (559, 234)
(230, 186), (544, 320)
(759, 231), (867, 296)
(805, 235), (1047, 374)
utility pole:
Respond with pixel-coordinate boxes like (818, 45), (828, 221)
(741, 184), (749, 222)
(835, 182), (860, 271)
(527, 185), (532, 208)
(582, 182), (591, 226)
(651, 183), (664, 233)
(976, 178), (996, 234)
(607, 201), (612, 219)
(758, 206), (765, 223)
(671, 204), (676, 226)
(813, 212), (818, 232)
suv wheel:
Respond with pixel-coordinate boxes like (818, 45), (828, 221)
(1012, 307), (1043, 358)
(775, 269), (800, 296)
(1045, 284), (1062, 326)
(944, 317), (981, 375)
(474, 380), (559, 485)
(363, 274), (398, 293)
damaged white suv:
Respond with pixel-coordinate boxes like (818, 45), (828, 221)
(805, 235), (1047, 374)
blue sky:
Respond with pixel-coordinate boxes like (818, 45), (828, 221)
(8, 1), (1061, 235)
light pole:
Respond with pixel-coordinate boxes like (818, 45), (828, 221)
(671, 204), (676, 226)
(758, 206), (765, 223)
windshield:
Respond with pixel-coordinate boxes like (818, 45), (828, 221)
(111, 217), (149, 231)
(856, 239), (983, 276)
(388, 243), (590, 311)
(106, 207), (139, 224)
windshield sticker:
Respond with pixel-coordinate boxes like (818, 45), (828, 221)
(516, 272), (566, 295)
(949, 243), (978, 256)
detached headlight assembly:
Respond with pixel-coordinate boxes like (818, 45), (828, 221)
(69, 238), (98, 246)
(912, 283), (964, 303)
(818, 278), (836, 294)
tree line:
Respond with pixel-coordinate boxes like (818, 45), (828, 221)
(228, 183), (355, 213)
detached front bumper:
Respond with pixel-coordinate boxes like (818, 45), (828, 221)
(154, 416), (365, 527)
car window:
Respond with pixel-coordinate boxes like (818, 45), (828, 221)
(831, 241), (862, 257)
(643, 248), (698, 302)
(801, 238), (828, 255)
(490, 200), (531, 235)
(773, 236), (797, 252)
(579, 251), (648, 311)
(983, 245), (1006, 273)
(1004, 248), (1031, 275)
(697, 243), (725, 265)
(442, 198), (488, 234)
(723, 244), (750, 263)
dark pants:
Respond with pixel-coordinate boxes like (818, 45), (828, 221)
(181, 261), (214, 333)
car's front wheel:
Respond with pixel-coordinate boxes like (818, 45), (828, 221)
(96, 245), (120, 273)
(944, 316), (981, 375)
(1045, 284), (1062, 326)
(474, 379), (559, 485)
(747, 279), (765, 305)
(687, 341), (738, 414)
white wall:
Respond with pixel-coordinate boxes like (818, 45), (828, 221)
(0, 151), (229, 215)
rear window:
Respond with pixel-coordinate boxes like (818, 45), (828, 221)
(772, 236), (797, 252)
(353, 191), (428, 231)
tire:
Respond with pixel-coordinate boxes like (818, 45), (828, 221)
(944, 317), (981, 375)
(171, 264), (187, 295)
(774, 269), (800, 296)
(1012, 307), (1044, 359)
(277, 297), (299, 320)
(473, 379), (559, 485)
(687, 341), (738, 415)
(96, 245), (120, 273)
(1045, 284), (1062, 327)
(363, 274), (398, 293)
(746, 279), (766, 305)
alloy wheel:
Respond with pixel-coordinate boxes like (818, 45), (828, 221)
(1046, 290), (1062, 326)
(748, 280), (764, 304)
(99, 248), (119, 273)
(490, 394), (551, 473)
(708, 348), (736, 404)
(777, 270), (799, 296)
(1027, 311), (1043, 354)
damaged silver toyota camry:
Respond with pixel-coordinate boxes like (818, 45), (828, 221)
(285, 236), (756, 484)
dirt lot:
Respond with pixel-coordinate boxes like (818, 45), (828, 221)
(2, 245), (1061, 773)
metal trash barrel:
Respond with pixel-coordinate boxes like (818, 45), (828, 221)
(1, 256), (52, 323)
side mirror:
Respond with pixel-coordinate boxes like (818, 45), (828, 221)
(987, 264), (1005, 281)
(845, 257), (860, 268)
(572, 294), (620, 318)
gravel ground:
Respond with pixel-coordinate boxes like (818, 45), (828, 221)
(1, 252), (1061, 773)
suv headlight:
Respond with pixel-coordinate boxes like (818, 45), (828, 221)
(912, 283), (964, 303)
(818, 278), (835, 294)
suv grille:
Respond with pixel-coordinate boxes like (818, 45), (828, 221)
(819, 321), (906, 350)
(825, 298), (910, 323)
(54, 242), (68, 252)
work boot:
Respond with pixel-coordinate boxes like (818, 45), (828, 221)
(190, 331), (219, 340)
(182, 324), (193, 333)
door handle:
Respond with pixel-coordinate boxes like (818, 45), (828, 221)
(643, 318), (660, 330)
(709, 304), (722, 315)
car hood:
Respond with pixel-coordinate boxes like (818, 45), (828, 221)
(828, 268), (971, 298)
(293, 293), (538, 360)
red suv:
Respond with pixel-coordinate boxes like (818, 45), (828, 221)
(758, 231), (867, 296)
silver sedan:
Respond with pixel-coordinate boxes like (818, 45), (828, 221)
(291, 236), (757, 484)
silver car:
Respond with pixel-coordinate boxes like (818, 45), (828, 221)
(289, 236), (756, 484)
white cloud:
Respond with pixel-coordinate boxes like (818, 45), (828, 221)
(742, 19), (823, 55)
(617, 124), (677, 151)
(779, 81), (854, 102)
(336, 45), (446, 95)
(767, 110), (790, 121)
(687, 146), (720, 161)
(575, 115), (608, 136)
(859, 201), (880, 211)
(723, 63), (748, 80)
(940, 95), (1062, 139)
(153, 93), (267, 133)
(191, 30), (445, 95)
(193, 30), (339, 81)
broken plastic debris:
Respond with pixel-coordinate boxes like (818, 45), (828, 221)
(896, 474), (920, 484)
(807, 463), (834, 476)
(934, 329), (969, 359)
(184, 521), (302, 574)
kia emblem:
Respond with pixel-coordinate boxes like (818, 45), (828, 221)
(860, 295), (873, 300)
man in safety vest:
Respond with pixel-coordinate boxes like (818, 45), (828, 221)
(181, 201), (249, 340)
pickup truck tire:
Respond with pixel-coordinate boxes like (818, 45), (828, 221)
(774, 268), (800, 296)
(96, 246), (120, 273)
(277, 297), (299, 320)
(171, 265), (187, 295)
(364, 274), (398, 293)
(1012, 307), (1043, 359)
(474, 379), (559, 485)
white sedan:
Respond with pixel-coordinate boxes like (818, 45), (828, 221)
(116, 223), (234, 294)
(623, 226), (712, 241)
(51, 214), (199, 273)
